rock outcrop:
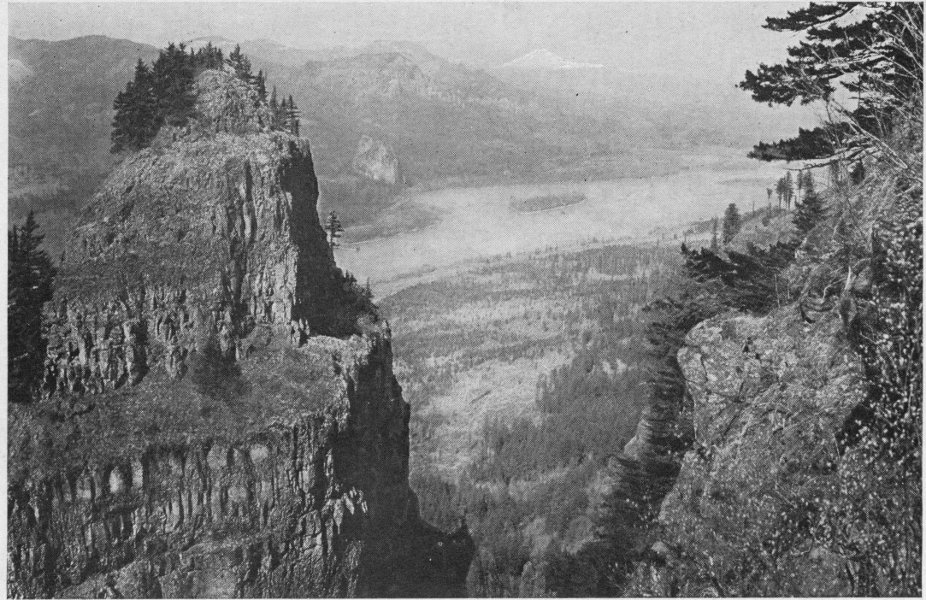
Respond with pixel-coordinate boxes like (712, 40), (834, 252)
(8, 70), (472, 598)
(629, 305), (868, 596)
(351, 136), (400, 185)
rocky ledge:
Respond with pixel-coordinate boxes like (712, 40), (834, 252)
(633, 305), (868, 596)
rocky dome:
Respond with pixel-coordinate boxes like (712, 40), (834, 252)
(351, 135), (401, 185)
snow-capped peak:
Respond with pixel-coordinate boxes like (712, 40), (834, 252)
(499, 49), (604, 70)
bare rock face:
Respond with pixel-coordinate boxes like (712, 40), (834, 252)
(351, 135), (400, 185)
(632, 306), (867, 596)
(43, 69), (346, 397)
(8, 70), (472, 598)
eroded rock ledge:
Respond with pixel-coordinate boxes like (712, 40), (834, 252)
(635, 306), (867, 595)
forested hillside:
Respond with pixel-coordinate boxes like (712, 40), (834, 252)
(381, 243), (683, 595)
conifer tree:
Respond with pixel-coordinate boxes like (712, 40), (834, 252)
(269, 86), (281, 129)
(227, 44), (252, 81)
(792, 187), (826, 236)
(152, 42), (196, 127)
(194, 42), (224, 72)
(740, 3), (923, 162)
(111, 59), (157, 152)
(802, 169), (815, 196)
(710, 217), (719, 251)
(326, 211), (344, 248)
(721, 203), (741, 245)
(255, 70), (267, 104)
(795, 169), (804, 204)
(8, 212), (55, 403)
(774, 177), (787, 210)
(286, 95), (301, 136)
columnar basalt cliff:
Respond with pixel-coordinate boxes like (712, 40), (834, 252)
(8, 69), (473, 598)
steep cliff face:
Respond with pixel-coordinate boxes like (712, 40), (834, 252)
(629, 306), (868, 596)
(8, 69), (472, 598)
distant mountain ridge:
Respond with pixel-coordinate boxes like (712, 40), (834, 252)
(9, 35), (159, 180)
(9, 33), (624, 245)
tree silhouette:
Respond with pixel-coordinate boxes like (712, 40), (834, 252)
(721, 203), (741, 245)
(285, 95), (301, 136)
(774, 177), (786, 210)
(255, 70), (267, 104)
(8, 212), (56, 403)
(783, 171), (794, 210)
(226, 44), (252, 81)
(326, 211), (344, 248)
(740, 4), (923, 162)
(152, 42), (196, 127)
(792, 187), (826, 236)
(111, 59), (157, 152)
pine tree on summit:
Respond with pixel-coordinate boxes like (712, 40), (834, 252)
(227, 44), (252, 81)
(285, 95), (301, 136)
(111, 59), (157, 152)
(194, 42), (224, 71)
(111, 42), (297, 152)
(255, 70), (267, 104)
(152, 42), (196, 127)
(269, 86), (282, 129)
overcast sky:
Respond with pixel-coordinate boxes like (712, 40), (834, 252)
(10, 2), (800, 80)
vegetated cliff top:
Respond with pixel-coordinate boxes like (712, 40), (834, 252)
(58, 68), (330, 305)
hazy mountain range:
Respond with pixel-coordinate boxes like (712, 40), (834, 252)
(9, 34), (810, 244)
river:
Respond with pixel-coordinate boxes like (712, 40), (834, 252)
(334, 155), (783, 297)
